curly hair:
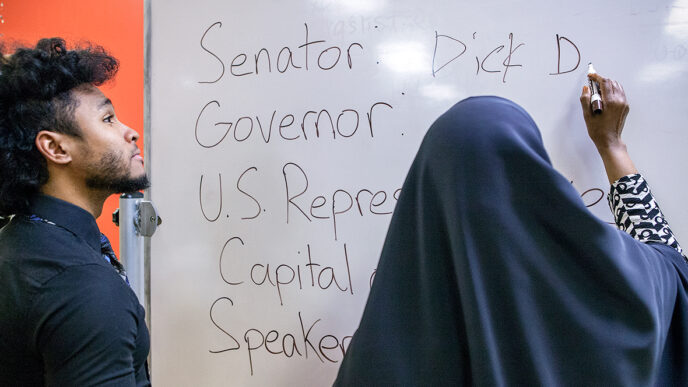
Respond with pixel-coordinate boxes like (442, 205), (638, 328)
(0, 38), (119, 216)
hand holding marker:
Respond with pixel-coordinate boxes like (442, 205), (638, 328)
(587, 63), (603, 114)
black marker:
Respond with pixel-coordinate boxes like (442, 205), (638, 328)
(587, 62), (603, 114)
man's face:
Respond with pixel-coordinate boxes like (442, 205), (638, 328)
(69, 84), (149, 194)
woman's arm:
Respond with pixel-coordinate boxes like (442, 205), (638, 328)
(579, 73), (637, 185)
(580, 74), (685, 259)
(607, 173), (684, 258)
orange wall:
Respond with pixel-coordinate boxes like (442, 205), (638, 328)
(1, 0), (144, 256)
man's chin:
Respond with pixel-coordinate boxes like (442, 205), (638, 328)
(86, 174), (151, 194)
(117, 174), (151, 193)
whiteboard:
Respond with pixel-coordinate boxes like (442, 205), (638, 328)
(148, 1), (688, 385)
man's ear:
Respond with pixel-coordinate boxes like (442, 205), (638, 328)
(35, 130), (73, 165)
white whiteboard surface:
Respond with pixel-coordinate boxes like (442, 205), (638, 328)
(148, 1), (688, 385)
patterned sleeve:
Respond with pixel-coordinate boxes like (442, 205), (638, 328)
(608, 173), (685, 259)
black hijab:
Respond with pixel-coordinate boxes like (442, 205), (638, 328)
(334, 97), (688, 386)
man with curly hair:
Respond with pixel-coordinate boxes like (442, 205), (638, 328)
(0, 38), (151, 385)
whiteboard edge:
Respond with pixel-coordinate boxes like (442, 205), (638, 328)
(143, 0), (153, 378)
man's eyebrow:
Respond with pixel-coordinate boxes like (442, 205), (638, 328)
(98, 98), (113, 109)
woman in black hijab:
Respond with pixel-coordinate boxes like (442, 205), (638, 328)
(334, 74), (687, 386)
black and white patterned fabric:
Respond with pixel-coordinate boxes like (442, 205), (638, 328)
(608, 173), (685, 260)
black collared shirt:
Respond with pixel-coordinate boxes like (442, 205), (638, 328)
(0, 195), (150, 386)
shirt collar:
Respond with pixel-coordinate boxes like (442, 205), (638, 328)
(29, 194), (102, 253)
